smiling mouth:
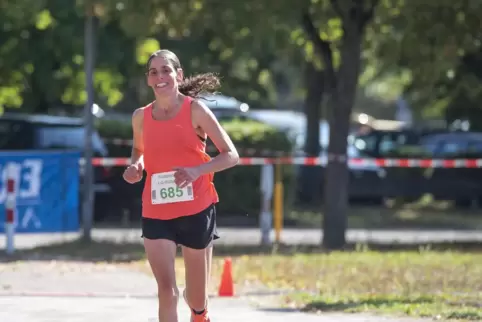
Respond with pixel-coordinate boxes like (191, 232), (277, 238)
(156, 82), (168, 88)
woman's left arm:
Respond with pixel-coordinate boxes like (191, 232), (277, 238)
(192, 99), (239, 174)
(173, 100), (239, 187)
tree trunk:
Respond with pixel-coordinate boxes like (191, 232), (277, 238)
(322, 23), (364, 250)
(298, 61), (324, 205)
(301, 0), (379, 250)
(304, 61), (324, 156)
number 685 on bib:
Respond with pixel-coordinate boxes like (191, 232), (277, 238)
(151, 171), (194, 205)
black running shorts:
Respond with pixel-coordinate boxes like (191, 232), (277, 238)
(141, 203), (219, 249)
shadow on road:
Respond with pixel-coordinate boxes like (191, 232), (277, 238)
(303, 296), (435, 312)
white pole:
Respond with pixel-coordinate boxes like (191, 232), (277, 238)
(82, 0), (96, 242)
(260, 164), (274, 245)
(5, 163), (16, 255)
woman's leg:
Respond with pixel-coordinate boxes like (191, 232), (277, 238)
(144, 238), (179, 322)
(206, 243), (213, 285)
(182, 245), (210, 313)
(181, 243), (213, 316)
(177, 204), (218, 321)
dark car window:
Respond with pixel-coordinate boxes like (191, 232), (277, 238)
(352, 133), (378, 156)
(0, 120), (33, 150)
(468, 141), (482, 154)
(354, 130), (422, 157)
(379, 133), (410, 154)
(439, 141), (468, 155)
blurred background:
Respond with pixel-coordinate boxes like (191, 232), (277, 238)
(1, 2), (482, 321)
(1, 0), (482, 248)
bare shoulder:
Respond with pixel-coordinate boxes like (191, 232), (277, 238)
(132, 106), (147, 128)
(132, 107), (146, 149)
(191, 98), (216, 121)
(132, 106), (146, 120)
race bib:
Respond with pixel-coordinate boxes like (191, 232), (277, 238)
(151, 171), (194, 205)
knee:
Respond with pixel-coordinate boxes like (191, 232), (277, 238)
(157, 285), (179, 306)
(156, 278), (179, 304)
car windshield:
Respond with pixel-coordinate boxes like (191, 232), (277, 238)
(198, 94), (244, 110)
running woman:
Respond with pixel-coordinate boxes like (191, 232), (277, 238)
(123, 49), (239, 322)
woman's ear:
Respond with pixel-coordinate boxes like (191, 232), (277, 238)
(176, 68), (184, 83)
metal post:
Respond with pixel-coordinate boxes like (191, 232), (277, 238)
(82, 1), (96, 242)
(5, 163), (17, 255)
(260, 164), (274, 245)
(273, 162), (284, 243)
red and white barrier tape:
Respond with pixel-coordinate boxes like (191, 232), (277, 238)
(5, 164), (16, 254)
(104, 138), (288, 156)
(83, 157), (482, 168)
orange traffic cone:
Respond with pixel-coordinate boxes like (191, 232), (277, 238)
(218, 257), (234, 297)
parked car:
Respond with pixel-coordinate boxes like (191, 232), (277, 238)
(199, 94), (250, 118)
(418, 131), (482, 206)
(0, 112), (113, 220)
(352, 128), (482, 206)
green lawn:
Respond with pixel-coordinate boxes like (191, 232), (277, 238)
(272, 251), (482, 321)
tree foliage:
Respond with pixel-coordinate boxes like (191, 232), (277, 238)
(0, 0), (288, 113)
(2, 0), (482, 115)
(365, 0), (482, 118)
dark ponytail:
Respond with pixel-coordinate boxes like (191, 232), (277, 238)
(147, 49), (221, 98)
(179, 72), (221, 98)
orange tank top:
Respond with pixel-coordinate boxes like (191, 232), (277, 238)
(141, 96), (219, 220)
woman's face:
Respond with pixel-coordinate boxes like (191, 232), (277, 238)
(146, 56), (183, 96)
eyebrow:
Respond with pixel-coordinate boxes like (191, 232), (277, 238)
(148, 65), (170, 70)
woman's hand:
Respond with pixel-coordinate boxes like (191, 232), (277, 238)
(173, 166), (201, 188)
(123, 163), (143, 184)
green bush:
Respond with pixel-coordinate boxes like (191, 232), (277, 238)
(95, 119), (132, 139)
(214, 118), (295, 216)
(95, 116), (295, 216)
(218, 118), (293, 156)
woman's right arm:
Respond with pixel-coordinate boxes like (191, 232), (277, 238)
(130, 108), (144, 168)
